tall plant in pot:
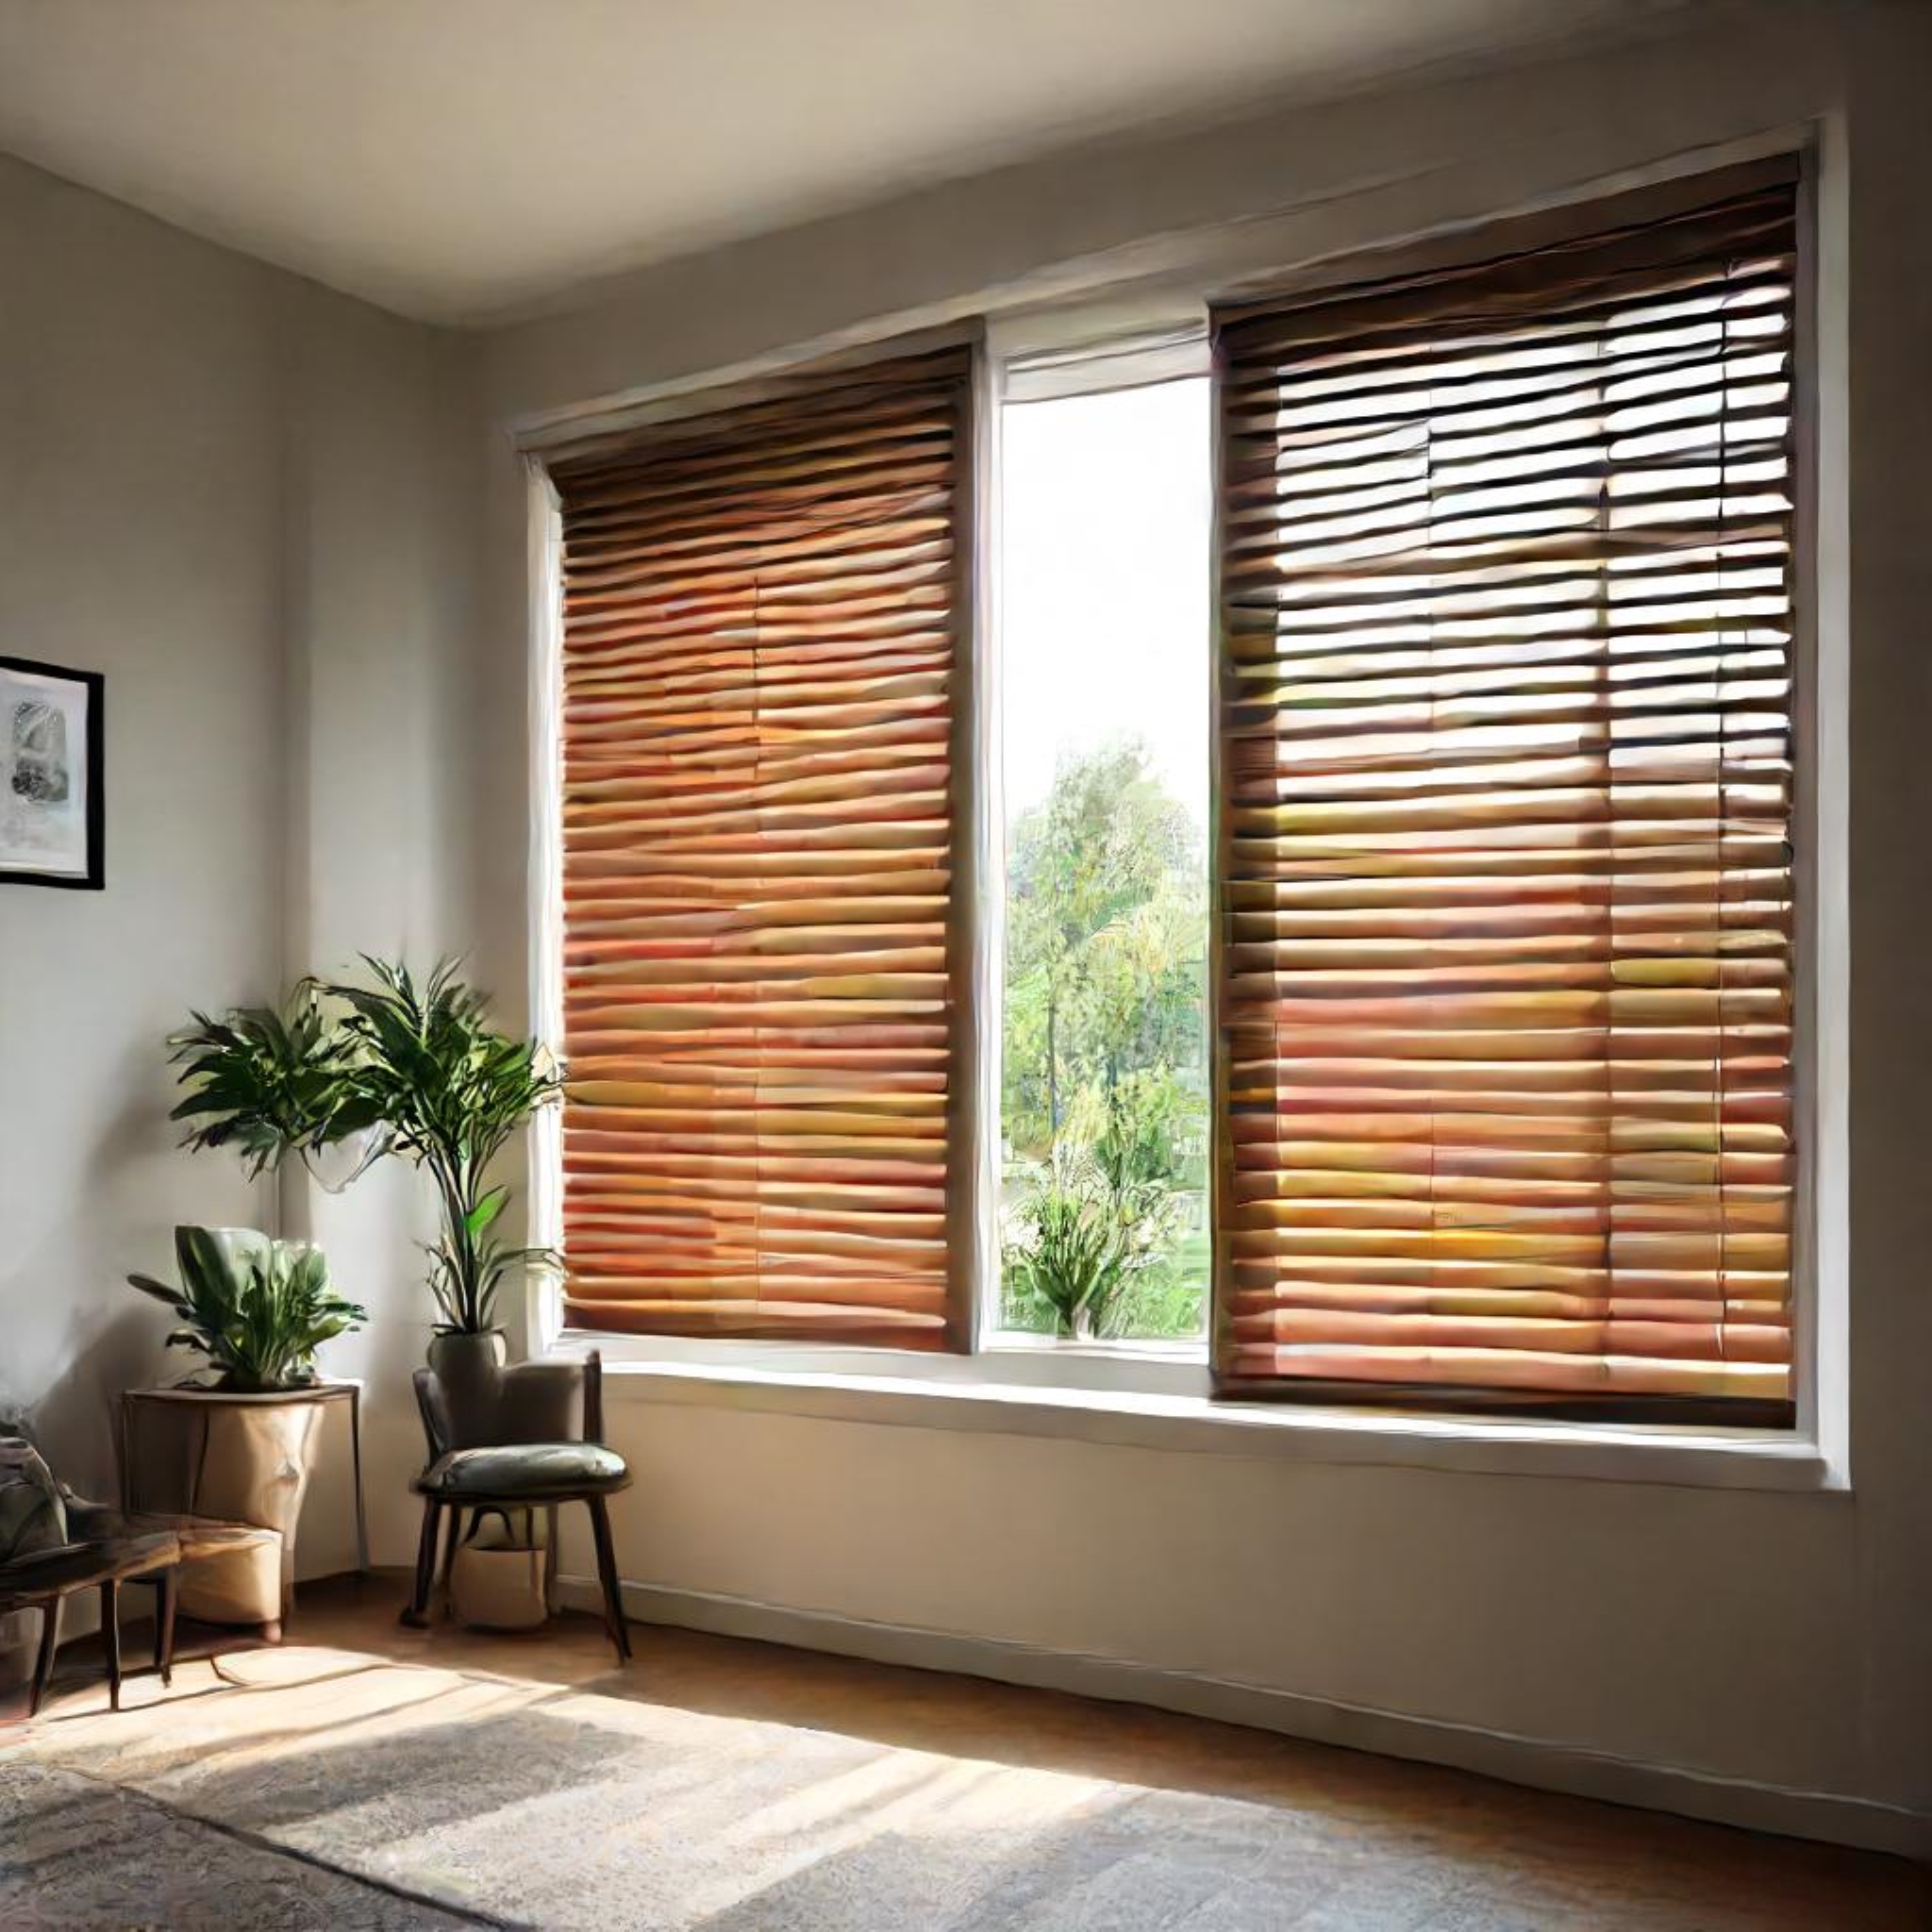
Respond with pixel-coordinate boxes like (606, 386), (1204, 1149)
(329, 958), (564, 1431)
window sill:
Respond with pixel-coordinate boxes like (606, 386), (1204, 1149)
(545, 1336), (1842, 1492)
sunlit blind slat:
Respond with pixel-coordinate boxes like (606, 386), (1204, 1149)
(1211, 184), (1799, 1420)
(552, 348), (973, 1346)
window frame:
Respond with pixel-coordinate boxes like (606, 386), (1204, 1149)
(520, 135), (1842, 1477)
(978, 320), (1219, 1355)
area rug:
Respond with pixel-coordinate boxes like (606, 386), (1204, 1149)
(1, 1645), (1918, 1931)
(8, 1647), (1351, 1932)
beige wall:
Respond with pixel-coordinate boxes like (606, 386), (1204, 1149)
(0, 156), (283, 1496)
(466, 5), (1931, 1842)
(0, 155), (466, 1611)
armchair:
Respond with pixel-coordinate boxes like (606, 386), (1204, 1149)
(403, 1350), (632, 1661)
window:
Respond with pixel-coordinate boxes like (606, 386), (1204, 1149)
(996, 376), (1213, 1343)
(544, 164), (1804, 1428)
(550, 350), (974, 1345)
(1212, 178), (1799, 1421)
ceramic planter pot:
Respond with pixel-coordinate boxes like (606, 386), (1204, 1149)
(425, 1330), (509, 1449)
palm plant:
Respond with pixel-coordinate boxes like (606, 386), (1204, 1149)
(128, 1226), (366, 1391)
(168, 985), (381, 1177)
(327, 958), (563, 1335)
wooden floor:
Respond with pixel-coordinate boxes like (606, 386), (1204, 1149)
(13, 1570), (1929, 1929)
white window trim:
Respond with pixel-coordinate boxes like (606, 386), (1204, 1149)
(522, 123), (1848, 1491)
(976, 315), (1217, 1352)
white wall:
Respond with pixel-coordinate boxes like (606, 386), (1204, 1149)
(466, 4), (1931, 1848)
(0, 156), (466, 1649)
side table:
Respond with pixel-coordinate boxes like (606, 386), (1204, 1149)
(118, 1382), (368, 1629)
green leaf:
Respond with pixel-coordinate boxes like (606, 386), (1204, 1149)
(465, 1186), (508, 1238)
(323, 957), (562, 1331)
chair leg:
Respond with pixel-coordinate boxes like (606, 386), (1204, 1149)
(156, 1569), (179, 1688)
(544, 1504), (560, 1616)
(587, 1495), (630, 1662)
(401, 1499), (442, 1629)
(29, 1597), (60, 1717)
(438, 1508), (468, 1591)
(100, 1579), (122, 1712)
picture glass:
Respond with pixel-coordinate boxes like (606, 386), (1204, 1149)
(1, 662), (95, 882)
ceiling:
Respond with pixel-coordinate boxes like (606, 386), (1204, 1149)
(0, 0), (1697, 325)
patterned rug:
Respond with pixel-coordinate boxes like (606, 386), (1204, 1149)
(2, 1644), (1921, 1930)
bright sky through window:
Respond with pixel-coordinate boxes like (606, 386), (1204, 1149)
(999, 378), (1211, 819)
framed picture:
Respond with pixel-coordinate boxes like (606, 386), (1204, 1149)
(0, 656), (105, 890)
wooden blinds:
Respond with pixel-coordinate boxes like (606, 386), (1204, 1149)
(1212, 182), (1799, 1418)
(551, 346), (973, 1346)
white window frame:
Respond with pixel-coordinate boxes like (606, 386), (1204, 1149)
(518, 127), (1847, 1491)
(977, 298), (1217, 1359)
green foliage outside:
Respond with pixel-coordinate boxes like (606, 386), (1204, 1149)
(1000, 740), (1208, 1339)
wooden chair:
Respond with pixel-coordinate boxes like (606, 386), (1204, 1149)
(402, 1350), (632, 1660)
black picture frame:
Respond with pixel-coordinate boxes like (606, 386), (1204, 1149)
(0, 655), (106, 891)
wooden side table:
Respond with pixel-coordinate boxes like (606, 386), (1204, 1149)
(0, 1529), (181, 1715)
(118, 1382), (369, 1626)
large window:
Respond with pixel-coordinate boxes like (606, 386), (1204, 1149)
(547, 166), (1802, 1426)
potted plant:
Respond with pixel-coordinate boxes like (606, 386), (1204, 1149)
(327, 958), (563, 1438)
(127, 1225), (366, 1392)
(120, 1227), (367, 1628)
(159, 990), (396, 1624)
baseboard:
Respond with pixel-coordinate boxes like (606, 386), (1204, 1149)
(555, 1574), (1930, 1861)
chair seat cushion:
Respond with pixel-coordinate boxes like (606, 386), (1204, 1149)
(415, 1442), (630, 1502)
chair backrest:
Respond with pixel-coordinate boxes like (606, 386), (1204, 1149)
(411, 1351), (605, 1464)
